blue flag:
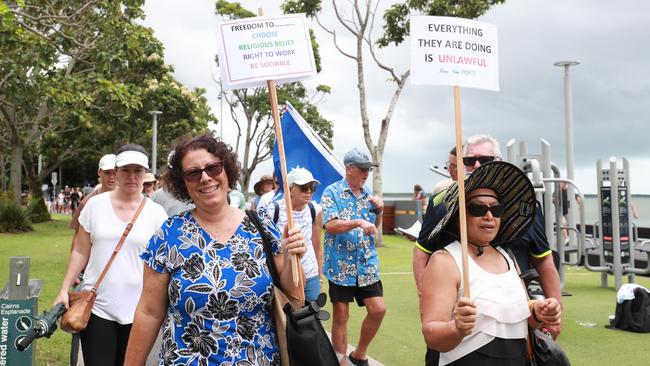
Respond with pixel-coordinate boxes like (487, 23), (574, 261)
(272, 103), (345, 203)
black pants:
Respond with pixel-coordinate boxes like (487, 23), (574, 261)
(425, 338), (526, 366)
(80, 313), (132, 366)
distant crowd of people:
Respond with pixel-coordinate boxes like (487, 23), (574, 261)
(52, 132), (565, 366)
(46, 166), (162, 217)
(46, 186), (84, 215)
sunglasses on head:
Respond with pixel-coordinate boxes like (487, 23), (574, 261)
(462, 156), (496, 166)
(182, 161), (224, 183)
(466, 203), (505, 218)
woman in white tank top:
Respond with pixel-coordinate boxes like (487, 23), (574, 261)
(54, 144), (168, 366)
(419, 161), (562, 366)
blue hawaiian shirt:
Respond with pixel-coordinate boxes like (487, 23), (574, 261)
(141, 210), (282, 366)
(320, 178), (380, 287)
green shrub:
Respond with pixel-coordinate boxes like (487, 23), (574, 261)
(26, 197), (51, 223)
(0, 201), (33, 233)
(0, 189), (15, 205)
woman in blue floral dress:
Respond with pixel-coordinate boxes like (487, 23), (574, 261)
(124, 135), (306, 365)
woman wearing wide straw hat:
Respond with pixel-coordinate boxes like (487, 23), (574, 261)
(54, 144), (168, 366)
(420, 161), (561, 366)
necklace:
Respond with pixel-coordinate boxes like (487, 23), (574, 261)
(468, 242), (492, 256)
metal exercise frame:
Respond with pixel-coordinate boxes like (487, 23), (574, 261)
(506, 139), (589, 287)
(590, 157), (650, 290)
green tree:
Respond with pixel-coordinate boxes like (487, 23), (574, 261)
(1, 0), (143, 202)
(281, 0), (505, 197)
(215, 0), (333, 197)
(1, 1), (215, 202)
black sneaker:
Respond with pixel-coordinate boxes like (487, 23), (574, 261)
(348, 353), (369, 366)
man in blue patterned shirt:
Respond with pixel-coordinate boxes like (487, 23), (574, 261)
(321, 147), (386, 366)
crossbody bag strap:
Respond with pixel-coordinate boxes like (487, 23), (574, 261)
(246, 210), (281, 286)
(504, 248), (537, 363)
(91, 197), (148, 292)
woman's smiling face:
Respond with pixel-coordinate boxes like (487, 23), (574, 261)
(181, 148), (228, 210)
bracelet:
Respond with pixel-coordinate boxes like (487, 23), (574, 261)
(528, 300), (542, 322)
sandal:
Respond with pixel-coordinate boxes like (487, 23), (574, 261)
(348, 353), (370, 366)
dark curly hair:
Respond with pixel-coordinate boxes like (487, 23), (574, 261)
(164, 134), (240, 202)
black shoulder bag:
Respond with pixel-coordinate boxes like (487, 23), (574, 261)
(246, 210), (339, 366)
(610, 286), (650, 333)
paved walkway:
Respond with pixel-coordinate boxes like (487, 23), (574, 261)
(340, 337), (384, 366)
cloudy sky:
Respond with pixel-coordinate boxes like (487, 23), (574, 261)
(141, 0), (650, 194)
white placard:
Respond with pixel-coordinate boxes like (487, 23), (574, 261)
(217, 14), (317, 90)
(410, 16), (499, 91)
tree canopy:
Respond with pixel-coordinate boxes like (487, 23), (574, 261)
(0, 1), (215, 201)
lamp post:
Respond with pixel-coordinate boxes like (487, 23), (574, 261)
(554, 60), (580, 250)
(149, 110), (162, 175)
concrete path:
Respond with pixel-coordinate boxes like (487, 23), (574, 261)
(340, 337), (384, 366)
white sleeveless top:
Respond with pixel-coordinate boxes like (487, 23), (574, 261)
(439, 241), (529, 365)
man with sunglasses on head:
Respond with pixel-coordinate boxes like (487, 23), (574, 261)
(321, 147), (386, 366)
(413, 134), (563, 339)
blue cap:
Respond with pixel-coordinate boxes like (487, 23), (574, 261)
(343, 148), (375, 169)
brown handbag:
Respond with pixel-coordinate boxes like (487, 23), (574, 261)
(60, 198), (147, 333)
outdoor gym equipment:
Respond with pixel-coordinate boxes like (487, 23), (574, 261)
(587, 157), (650, 290)
(506, 139), (588, 287)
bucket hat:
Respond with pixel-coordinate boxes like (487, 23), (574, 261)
(253, 174), (275, 196)
(143, 172), (157, 183)
(427, 161), (536, 247)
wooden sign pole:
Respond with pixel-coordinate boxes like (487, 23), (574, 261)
(453, 86), (470, 298)
(259, 7), (302, 290)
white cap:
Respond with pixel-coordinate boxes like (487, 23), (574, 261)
(98, 154), (116, 171)
(115, 150), (149, 169)
(287, 167), (320, 186)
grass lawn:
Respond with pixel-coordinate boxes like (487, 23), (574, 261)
(2, 216), (650, 365)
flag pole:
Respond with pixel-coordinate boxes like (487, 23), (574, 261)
(453, 85), (470, 298)
(259, 7), (302, 289)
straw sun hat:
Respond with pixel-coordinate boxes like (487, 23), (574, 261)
(426, 161), (537, 247)
(253, 174), (274, 196)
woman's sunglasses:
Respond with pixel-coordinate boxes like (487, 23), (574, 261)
(466, 203), (505, 218)
(462, 156), (496, 166)
(294, 183), (315, 193)
(182, 162), (224, 183)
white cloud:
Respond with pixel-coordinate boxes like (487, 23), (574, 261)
(142, 0), (650, 194)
